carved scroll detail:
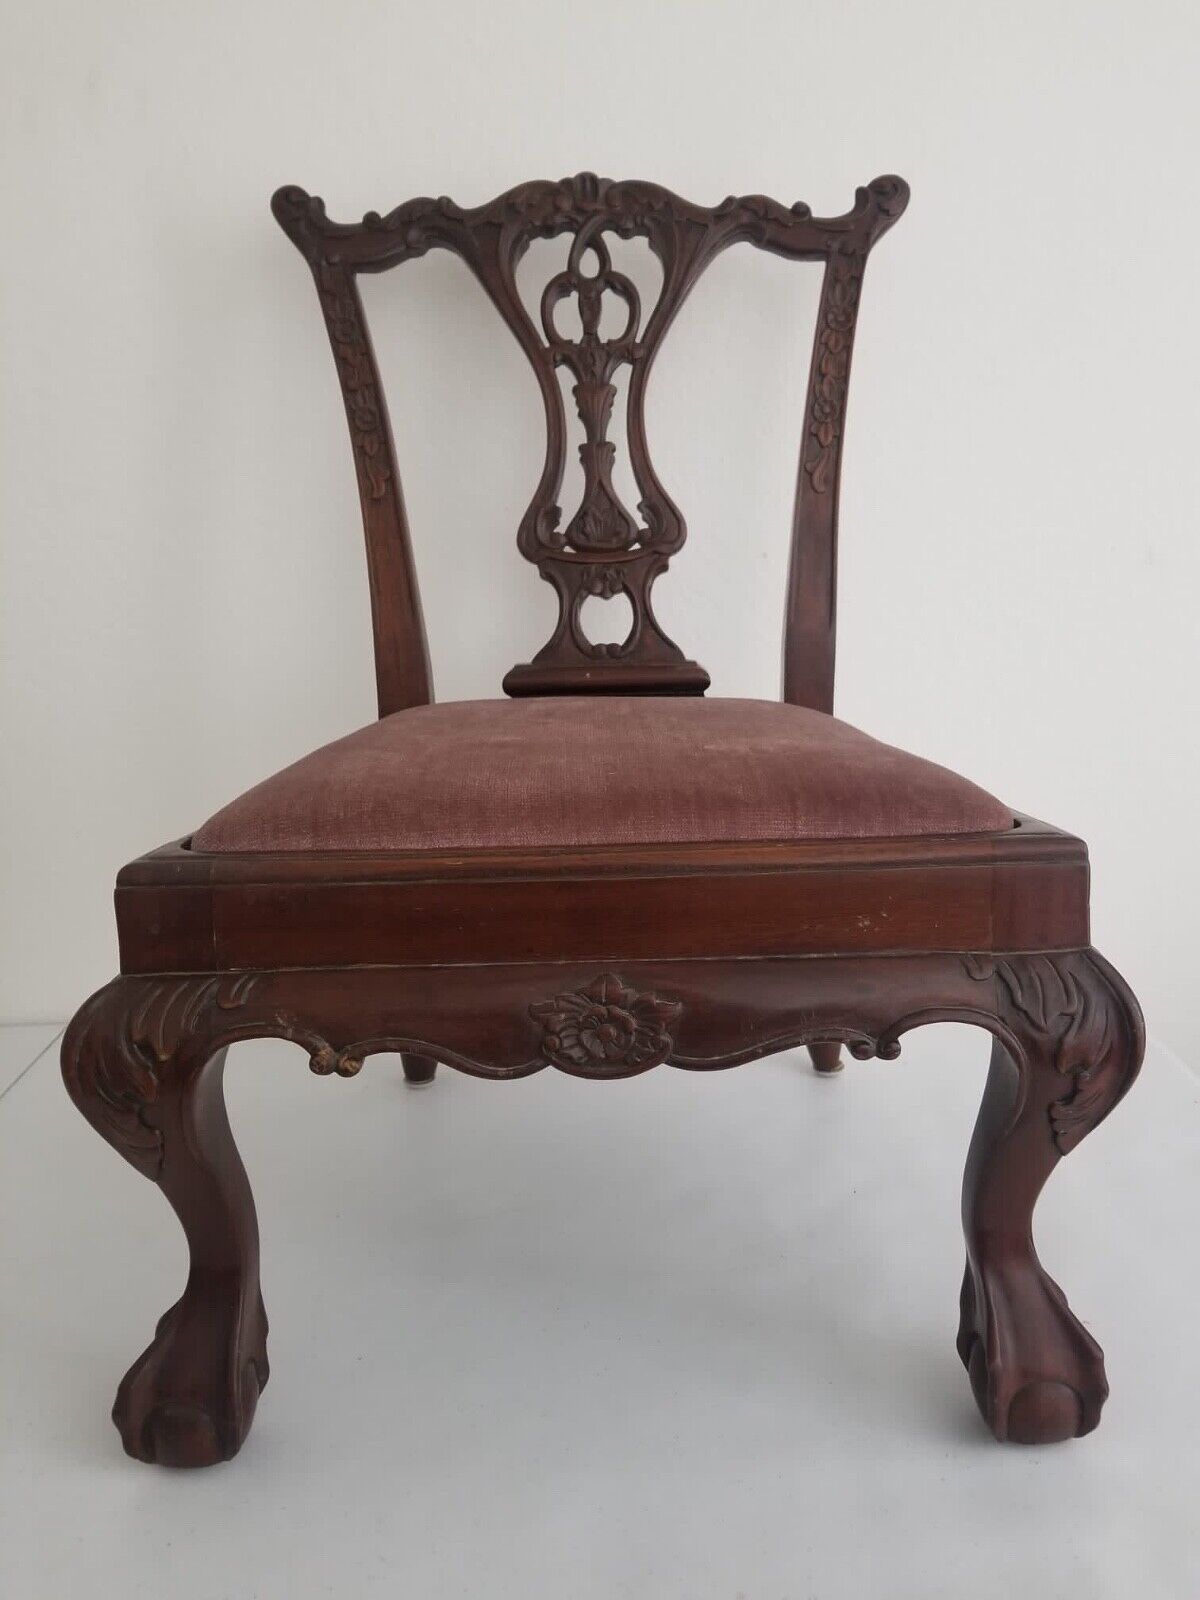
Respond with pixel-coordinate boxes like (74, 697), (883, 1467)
(529, 972), (683, 1077)
(61, 976), (258, 1177)
(307, 1041), (367, 1078)
(963, 953), (1143, 1153)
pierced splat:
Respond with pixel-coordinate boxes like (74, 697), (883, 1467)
(540, 225), (642, 556)
(518, 215), (700, 694)
(271, 172), (909, 705)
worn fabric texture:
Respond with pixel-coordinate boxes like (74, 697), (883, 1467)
(192, 697), (1012, 853)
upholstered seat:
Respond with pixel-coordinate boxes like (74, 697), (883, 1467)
(192, 697), (1011, 853)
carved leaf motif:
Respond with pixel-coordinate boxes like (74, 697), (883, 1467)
(317, 262), (391, 500)
(529, 973), (683, 1077)
(804, 247), (867, 495)
(963, 953), (1129, 1154)
(62, 976), (258, 1176)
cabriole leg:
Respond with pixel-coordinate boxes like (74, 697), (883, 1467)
(61, 977), (268, 1467)
(957, 950), (1144, 1443)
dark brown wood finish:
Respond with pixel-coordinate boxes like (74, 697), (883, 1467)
(63, 948), (1142, 1463)
(271, 172), (908, 709)
(113, 816), (1088, 974)
(61, 172), (1145, 1467)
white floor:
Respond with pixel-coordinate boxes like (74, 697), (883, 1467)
(2, 1020), (1197, 1600)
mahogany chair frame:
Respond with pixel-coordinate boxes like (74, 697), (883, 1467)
(62, 173), (1144, 1468)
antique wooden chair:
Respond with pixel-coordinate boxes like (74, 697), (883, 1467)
(62, 172), (1144, 1468)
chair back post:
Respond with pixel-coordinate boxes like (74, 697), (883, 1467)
(783, 189), (909, 711)
(272, 192), (433, 716)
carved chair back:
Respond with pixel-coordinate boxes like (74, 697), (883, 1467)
(271, 173), (909, 716)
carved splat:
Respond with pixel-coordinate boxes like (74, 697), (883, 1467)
(271, 172), (909, 703)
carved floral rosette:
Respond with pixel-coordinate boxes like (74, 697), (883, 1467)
(529, 973), (683, 1076)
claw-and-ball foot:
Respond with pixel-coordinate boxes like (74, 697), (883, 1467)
(113, 1288), (269, 1466)
(956, 1260), (1107, 1443)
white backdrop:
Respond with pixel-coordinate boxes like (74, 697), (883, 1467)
(2, 0), (1197, 1057)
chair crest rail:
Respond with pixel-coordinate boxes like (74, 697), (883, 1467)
(271, 172), (909, 708)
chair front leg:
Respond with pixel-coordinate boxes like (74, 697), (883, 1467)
(957, 950), (1144, 1443)
(61, 977), (268, 1466)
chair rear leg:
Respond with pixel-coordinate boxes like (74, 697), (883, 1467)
(808, 1042), (843, 1074)
(401, 1052), (438, 1085)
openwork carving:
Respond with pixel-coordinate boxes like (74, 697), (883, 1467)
(271, 172), (909, 697)
(963, 952), (1143, 1153)
(61, 975), (258, 1177)
(539, 224), (643, 557)
(529, 972), (683, 1076)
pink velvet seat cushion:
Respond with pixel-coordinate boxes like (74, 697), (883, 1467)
(193, 697), (1011, 853)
